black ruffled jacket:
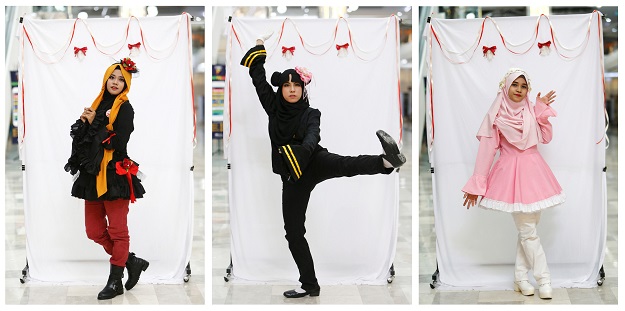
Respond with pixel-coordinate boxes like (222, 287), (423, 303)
(245, 47), (323, 181)
(65, 102), (145, 201)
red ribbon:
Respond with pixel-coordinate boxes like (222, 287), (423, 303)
(128, 42), (141, 49)
(336, 43), (349, 50)
(115, 159), (138, 203)
(538, 41), (551, 49)
(482, 45), (496, 55)
(101, 132), (117, 144)
(73, 46), (87, 55)
(282, 46), (295, 54)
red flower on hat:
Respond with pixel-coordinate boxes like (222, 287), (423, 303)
(120, 57), (138, 73)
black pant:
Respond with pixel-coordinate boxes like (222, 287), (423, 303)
(281, 149), (393, 290)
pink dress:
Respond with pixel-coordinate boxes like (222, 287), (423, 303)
(463, 100), (565, 213)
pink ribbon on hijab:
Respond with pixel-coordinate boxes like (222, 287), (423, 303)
(476, 69), (542, 150)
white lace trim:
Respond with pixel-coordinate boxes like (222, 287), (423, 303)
(479, 192), (566, 213)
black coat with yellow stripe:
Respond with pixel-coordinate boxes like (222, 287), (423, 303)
(242, 45), (322, 181)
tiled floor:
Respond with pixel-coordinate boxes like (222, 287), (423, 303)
(212, 123), (413, 304)
(419, 129), (618, 304)
(4, 124), (206, 305)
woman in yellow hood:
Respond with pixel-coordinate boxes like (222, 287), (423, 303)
(65, 58), (148, 300)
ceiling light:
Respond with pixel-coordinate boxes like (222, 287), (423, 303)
(147, 6), (158, 17)
(277, 6), (287, 14)
(77, 12), (88, 19)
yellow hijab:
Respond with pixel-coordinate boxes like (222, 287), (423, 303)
(91, 62), (133, 197)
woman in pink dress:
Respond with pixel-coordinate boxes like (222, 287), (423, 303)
(462, 68), (565, 299)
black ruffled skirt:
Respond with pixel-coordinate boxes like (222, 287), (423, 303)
(65, 115), (145, 201)
(70, 159), (146, 201)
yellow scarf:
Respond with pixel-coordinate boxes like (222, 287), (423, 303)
(91, 63), (133, 197)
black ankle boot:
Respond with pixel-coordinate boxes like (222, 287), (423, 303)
(97, 264), (124, 300)
(125, 252), (149, 290)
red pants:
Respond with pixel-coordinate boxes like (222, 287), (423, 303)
(84, 199), (130, 267)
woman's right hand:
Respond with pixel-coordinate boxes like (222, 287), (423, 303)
(80, 107), (95, 124)
(256, 30), (274, 46)
(463, 192), (479, 209)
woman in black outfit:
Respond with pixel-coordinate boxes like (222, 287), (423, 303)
(65, 58), (148, 300)
(241, 38), (406, 298)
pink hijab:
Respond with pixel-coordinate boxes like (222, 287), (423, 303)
(476, 68), (542, 150)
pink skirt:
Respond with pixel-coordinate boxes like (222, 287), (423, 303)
(480, 138), (565, 213)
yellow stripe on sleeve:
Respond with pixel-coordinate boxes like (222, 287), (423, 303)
(244, 50), (267, 67)
(285, 145), (302, 177)
(281, 146), (301, 179)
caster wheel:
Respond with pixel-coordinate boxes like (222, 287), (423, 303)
(597, 279), (604, 286)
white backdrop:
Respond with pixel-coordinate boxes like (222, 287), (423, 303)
(18, 14), (195, 284)
(225, 17), (403, 284)
(426, 12), (607, 289)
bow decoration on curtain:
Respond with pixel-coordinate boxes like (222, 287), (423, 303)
(482, 45), (496, 61)
(282, 46), (295, 61)
(115, 158), (139, 203)
(128, 42), (141, 56)
(336, 43), (349, 58)
(538, 41), (552, 56)
(73, 46), (88, 61)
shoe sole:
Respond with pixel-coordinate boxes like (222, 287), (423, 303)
(382, 153), (406, 168)
(376, 130), (400, 155)
(283, 289), (320, 298)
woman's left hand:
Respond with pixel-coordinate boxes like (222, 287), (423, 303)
(537, 90), (556, 105)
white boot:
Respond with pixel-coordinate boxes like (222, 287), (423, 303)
(538, 281), (553, 299)
(514, 280), (535, 296)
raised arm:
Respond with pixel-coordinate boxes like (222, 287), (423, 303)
(240, 44), (276, 116)
(535, 91), (557, 144)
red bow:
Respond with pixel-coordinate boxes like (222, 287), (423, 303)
(282, 46), (295, 54)
(538, 41), (551, 49)
(74, 46), (87, 55)
(336, 43), (349, 50)
(128, 42), (141, 49)
(101, 132), (117, 145)
(115, 159), (139, 203)
(482, 46), (496, 55)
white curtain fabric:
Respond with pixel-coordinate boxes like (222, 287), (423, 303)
(18, 15), (195, 284)
(426, 12), (606, 289)
(225, 17), (402, 285)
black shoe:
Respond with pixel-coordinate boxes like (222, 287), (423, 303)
(125, 252), (149, 290)
(376, 130), (406, 168)
(97, 264), (125, 300)
(283, 287), (320, 298)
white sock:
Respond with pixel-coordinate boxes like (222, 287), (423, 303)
(294, 287), (307, 293)
(382, 157), (393, 168)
